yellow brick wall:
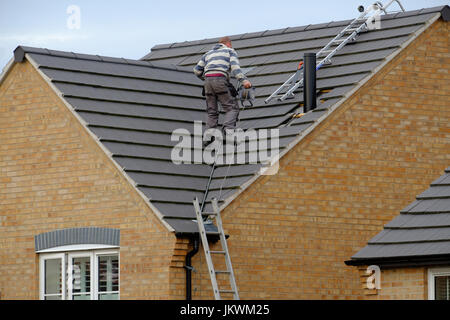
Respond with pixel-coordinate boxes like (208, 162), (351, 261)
(0, 61), (183, 299)
(190, 19), (450, 299)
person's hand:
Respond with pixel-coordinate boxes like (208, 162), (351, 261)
(242, 80), (252, 89)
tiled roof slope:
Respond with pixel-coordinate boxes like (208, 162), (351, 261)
(347, 167), (450, 266)
(12, 6), (449, 236)
(15, 46), (299, 235)
(143, 7), (449, 109)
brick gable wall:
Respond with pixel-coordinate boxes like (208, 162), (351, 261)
(0, 61), (182, 299)
(190, 19), (449, 299)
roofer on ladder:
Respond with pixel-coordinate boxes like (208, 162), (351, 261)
(193, 36), (252, 146)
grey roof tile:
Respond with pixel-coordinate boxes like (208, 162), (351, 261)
(315, 97), (343, 110)
(327, 20), (353, 28)
(305, 22), (331, 30)
(43, 68), (201, 98)
(78, 112), (196, 134)
(400, 199), (420, 213)
(240, 30), (268, 39)
(417, 185), (450, 199)
(68, 98), (204, 121)
(263, 27), (288, 36)
(419, 6), (448, 14)
(283, 25), (309, 33)
(290, 109), (327, 125)
(352, 241), (450, 259)
(393, 9), (422, 18)
(431, 172), (450, 185)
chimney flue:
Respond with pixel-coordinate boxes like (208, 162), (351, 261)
(303, 52), (317, 112)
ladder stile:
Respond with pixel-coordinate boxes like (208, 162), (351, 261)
(212, 198), (239, 300)
(193, 197), (240, 300)
(193, 197), (221, 299)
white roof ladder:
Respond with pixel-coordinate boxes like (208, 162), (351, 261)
(264, 0), (406, 104)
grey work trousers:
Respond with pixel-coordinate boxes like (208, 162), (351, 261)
(204, 77), (239, 131)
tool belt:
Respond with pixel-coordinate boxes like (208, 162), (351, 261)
(226, 82), (238, 97)
(205, 73), (226, 77)
(201, 80), (238, 98)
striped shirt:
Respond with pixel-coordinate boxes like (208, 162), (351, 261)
(193, 43), (247, 82)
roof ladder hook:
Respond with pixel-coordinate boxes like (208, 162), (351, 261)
(371, 0), (406, 14)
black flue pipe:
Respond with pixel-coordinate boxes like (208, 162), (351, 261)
(303, 53), (317, 112)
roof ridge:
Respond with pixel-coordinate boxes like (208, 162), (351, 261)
(14, 45), (192, 74)
(367, 238), (450, 245)
(385, 224), (450, 230)
(148, 6), (448, 53)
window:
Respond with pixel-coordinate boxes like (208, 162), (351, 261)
(39, 248), (119, 300)
(428, 267), (450, 300)
(40, 253), (66, 300)
(97, 254), (119, 300)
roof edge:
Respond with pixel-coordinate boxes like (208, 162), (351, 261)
(14, 45), (192, 74)
(441, 5), (450, 21)
(24, 53), (176, 234)
(0, 57), (15, 87)
(345, 254), (450, 268)
(14, 46), (26, 62)
(219, 11), (443, 213)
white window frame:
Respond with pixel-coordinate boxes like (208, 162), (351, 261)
(67, 251), (94, 300)
(93, 250), (120, 300)
(428, 267), (450, 300)
(39, 247), (119, 300)
(39, 252), (66, 300)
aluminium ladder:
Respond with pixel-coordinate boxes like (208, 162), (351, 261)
(192, 80), (253, 299)
(264, 0), (405, 104)
(193, 197), (239, 300)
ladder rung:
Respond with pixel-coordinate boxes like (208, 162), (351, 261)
(281, 95), (296, 100)
(215, 270), (231, 274)
(210, 250), (226, 254)
(202, 211), (217, 216)
(219, 290), (236, 294)
(317, 51), (333, 57)
(345, 28), (359, 33)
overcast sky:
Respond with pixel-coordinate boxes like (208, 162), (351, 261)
(0, 0), (448, 69)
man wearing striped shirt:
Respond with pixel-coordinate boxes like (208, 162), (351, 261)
(194, 36), (252, 135)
